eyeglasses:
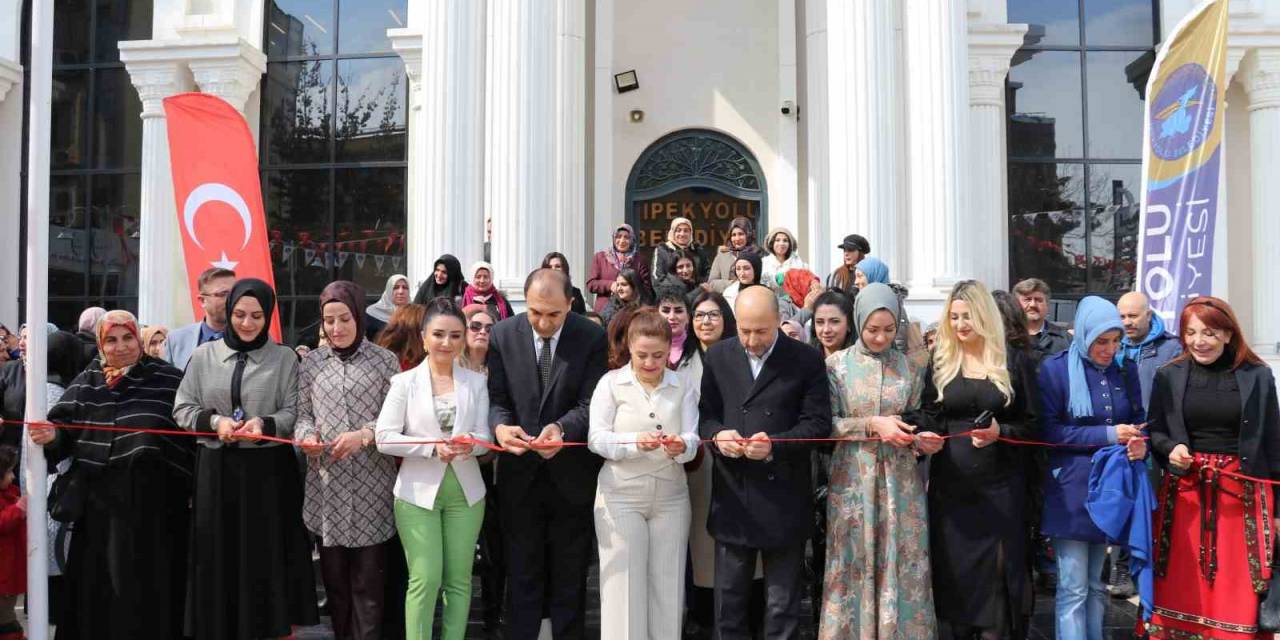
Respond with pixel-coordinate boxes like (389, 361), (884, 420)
(468, 322), (493, 334)
(199, 290), (230, 299)
(693, 311), (723, 322)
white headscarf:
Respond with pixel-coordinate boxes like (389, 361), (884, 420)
(366, 274), (408, 323)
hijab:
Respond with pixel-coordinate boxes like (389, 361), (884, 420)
(607, 224), (639, 270)
(366, 274), (409, 324)
(857, 256), (890, 285)
(414, 254), (466, 303)
(667, 217), (694, 250)
(724, 216), (757, 254)
(463, 262), (513, 319)
(96, 310), (142, 387)
(852, 283), (900, 358)
(224, 278), (276, 353)
(733, 253), (763, 286)
(782, 269), (820, 305)
(320, 280), (367, 361)
(1067, 296), (1125, 418)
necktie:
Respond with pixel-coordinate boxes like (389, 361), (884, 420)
(538, 337), (553, 391)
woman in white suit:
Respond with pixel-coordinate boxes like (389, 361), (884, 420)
(589, 307), (699, 639)
(376, 298), (491, 640)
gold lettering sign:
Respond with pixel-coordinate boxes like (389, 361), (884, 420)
(631, 188), (760, 274)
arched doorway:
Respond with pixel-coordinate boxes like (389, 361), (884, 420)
(625, 129), (767, 269)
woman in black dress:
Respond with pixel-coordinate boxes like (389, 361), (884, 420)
(916, 280), (1038, 639)
(173, 279), (319, 639)
(31, 310), (195, 639)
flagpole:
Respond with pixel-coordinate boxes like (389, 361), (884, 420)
(23, 0), (54, 637)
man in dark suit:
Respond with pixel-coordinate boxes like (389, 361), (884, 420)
(488, 268), (608, 640)
(700, 285), (831, 639)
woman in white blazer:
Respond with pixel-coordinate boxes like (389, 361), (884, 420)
(376, 298), (491, 640)
(589, 307), (699, 639)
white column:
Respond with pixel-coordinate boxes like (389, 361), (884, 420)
(0, 55), (21, 329)
(554, 0), (587, 278)
(121, 38), (263, 328)
(187, 43), (266, 114)
(1243, 48), (1280, 356)
(122, 59), (188, 327)
(967, 23), (1027, 291)
(903, 0), (970, 295)
(804, 0), (901, 278)
(392, 0), (486, 292)
(486, 0), (587, 293)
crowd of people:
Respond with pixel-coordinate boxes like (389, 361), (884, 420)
(0, 214), (1276, 640)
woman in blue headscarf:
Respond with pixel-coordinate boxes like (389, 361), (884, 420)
(852, 256), (889, 289)
(1037, 296), (1147, 640)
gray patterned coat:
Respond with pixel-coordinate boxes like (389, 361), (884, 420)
(296, 340), (400, 547)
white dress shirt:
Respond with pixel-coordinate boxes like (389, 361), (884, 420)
(746, 338), (778, 380)
(588, 366), (700, 474)
(532, 323), (565, 360)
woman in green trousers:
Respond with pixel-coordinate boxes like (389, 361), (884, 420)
(376, 298), (492, 639)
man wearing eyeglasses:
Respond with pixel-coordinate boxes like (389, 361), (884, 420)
(164, 267), (236, 371)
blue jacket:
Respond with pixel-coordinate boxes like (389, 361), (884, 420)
(1087, 444), (1155, 619)
(1117, 314), (1182, 410)
(1037, 350), (1146, 542)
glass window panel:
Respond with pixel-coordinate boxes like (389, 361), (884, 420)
(334, 58), (407, 163)
(334, 168), (406, 293)
(48, 300), (88, 333)
(263, 60), (334, 166)
(276, 297), (322, 348)
(1086, 52), (1149, 160)
(92, 67), (144, 169)
(49, 176), (88, 297)
(265, 169), (332, 298)
(1083, 0), (1155, 47)
(337, 0), (407, 54)
(1086, 164), (1141, 293)
(94, 0), (153, 62)
(51, 70), (89, 170)
(1008, 162), (1087, 295)
(1008, 50), (1084, 160)
(1007, 0), (1079, 47)
(266, 0), (335, 58)
(53, 0), (91, 65)
(88, 174), (141, 298)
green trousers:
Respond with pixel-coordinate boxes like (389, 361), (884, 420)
(395, 467), (485, 640)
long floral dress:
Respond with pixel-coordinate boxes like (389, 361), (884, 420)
(819, 344), (937, 640)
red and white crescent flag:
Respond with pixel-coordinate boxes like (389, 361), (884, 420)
(164, 93), (282, 341)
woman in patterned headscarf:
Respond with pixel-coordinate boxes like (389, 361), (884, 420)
(30, 310), (195, 639)
(297, 281), (402, 640)
(587, 223), (651, 313)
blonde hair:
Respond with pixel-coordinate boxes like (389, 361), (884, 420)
(932, 281), (1013, 405)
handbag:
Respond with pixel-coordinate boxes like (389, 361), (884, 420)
(48, 465), (90, 524)
(1259, 543), (1280, 631)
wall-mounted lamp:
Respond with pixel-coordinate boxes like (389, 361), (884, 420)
(614, 70), (639, 93)
(629, 109), (644, 123)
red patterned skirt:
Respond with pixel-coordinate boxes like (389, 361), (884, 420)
(1149, 454), (1274, 640)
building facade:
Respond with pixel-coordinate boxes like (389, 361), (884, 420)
(0, 0), (1278, 361)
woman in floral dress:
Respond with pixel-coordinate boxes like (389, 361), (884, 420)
(820, 283), (942, 639)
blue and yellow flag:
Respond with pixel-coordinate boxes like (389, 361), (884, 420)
(1138, 0), (1229, 328)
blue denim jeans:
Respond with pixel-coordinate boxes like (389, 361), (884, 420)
(1052, 539), (1108, 640)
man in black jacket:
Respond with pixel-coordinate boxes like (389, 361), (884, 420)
(487, 269), (608, 640)
(699, 285), (831, 639)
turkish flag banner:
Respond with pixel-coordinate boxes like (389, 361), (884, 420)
(164, 93), (282, 342)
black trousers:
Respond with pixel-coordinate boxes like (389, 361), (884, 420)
(500, 470), (594, 640)
(714, 540), (806, 640)
(317, 542), (388, 640)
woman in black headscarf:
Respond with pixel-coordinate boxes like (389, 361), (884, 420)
(707, 216), (760, 293)
(30, 311), (195, 639)
(173, 279), (319, 639)
(413, 254), (467, 305)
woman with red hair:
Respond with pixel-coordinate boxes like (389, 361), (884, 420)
(1148, 297), (1280, 640)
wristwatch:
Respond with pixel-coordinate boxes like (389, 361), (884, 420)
(360, 428), (374, 448)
